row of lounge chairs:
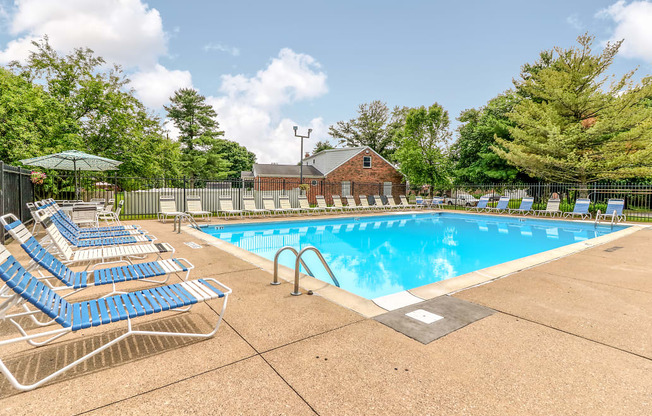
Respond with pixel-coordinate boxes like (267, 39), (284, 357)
(468, 196), (625, 222)
(0, 199), (231, 391)
(159, 194), (417, 220)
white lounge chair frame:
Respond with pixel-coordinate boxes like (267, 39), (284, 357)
(158, 196), (184, 223)
(185, 195), (211, 222)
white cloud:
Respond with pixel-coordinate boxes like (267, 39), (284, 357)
(208, 48), (328, 163)
(598, 0), (652, 62)
(566, 14), (583, 30)
(130, 64), (193, 108)
(203, 42), (240, 56)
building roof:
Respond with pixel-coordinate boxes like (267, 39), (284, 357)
(302, 146), (397, 176)
(248, 164), (324, 178)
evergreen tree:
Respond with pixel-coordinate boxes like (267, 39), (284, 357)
(494, 34), (652, 185)
(165, 88), (230, 179)
(312, 140), (334, 155)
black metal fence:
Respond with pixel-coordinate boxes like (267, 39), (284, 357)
(436, 183), (652, 222)
(0, 161), (35, 243)
(28, 173), (652, 222)
(35, 173), (409, 220)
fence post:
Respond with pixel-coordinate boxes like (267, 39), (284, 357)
(0, 161), (4, 244)
(183, 176), (187, 212)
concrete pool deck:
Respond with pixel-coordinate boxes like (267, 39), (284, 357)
(0, 213), (651, 415)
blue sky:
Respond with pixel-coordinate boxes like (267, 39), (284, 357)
(1, 0), (651, 163)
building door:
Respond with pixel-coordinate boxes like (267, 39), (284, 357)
(341, 181), (351, 196)
(383, 182), (392, 196)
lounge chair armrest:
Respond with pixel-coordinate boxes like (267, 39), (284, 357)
(174, 258), (195, 271)
(200, 278), (232, 296)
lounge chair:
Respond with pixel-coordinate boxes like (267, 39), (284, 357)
(218, 196), (243, 218)
(97, 200), (122, 226)
(371, 195), (388, 210)
(1, 237), (193, 293)
(358, 195), (375, 211)
(485, 196), (510, 214)
(2, 215), (174, 269)
(278, 196), (302, 215)
(298, 195), (325, 215)
(398, 195), (415, 210)
(429, 197), (444, 209)
(157, 196), (184, 223)
(595, 198), (625, 223)
(40, 203), (144, 240)
(262, 196), (287, 215)
(71, 203), (99, 227)
(469, 196), (490, 212)
(332, 195), (354, 212)
(315, 195), (337, 213)
(344, 196), (364, 211)
(563, 198), (592, 220)
(415, 196), (427, 209)
(242, 197), (269, 217)
(0, 244), (230, 391)
(508, 197), (534, 215)
(384, 196), (402, 210)
(34, 210), (155, 248)
(38, 199), (142, 235)
(185, 195), (211, 222)
(533, 198), (561, 217)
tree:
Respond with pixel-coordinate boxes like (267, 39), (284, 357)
(8, 37), (181, 178)
(165, 88), (230, 179)
(312, 140), (334, 155)
(451, 91), (529, 183)
(212, 139), (256, 178)
(328, 100), (407, 159)
(494, 34), (652, 186)
(394, 103), (452, 190)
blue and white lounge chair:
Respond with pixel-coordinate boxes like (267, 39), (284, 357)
(415, 196), (427, 209)
(563, 198), (592, 219)
(36, 200), (143, 236)
(428, 197), (444, 209)
(0, 244), (230, 391)
(508, 197), (534, 215)
(469, 196), (490, 212)
(485, 196), (510, 214)
(2, 215), (174, 269)
(34, 210), (155, 248)
(595, 199), (625, 223)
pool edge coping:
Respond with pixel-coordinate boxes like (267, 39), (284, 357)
(184, 211), (646, 319)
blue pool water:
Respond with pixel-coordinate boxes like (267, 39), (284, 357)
(202, 213), (626, 299)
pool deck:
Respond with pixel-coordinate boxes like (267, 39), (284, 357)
(1, 212), (651, 415)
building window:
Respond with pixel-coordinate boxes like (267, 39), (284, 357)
(363, 156), (372, 168)
(341, 181), (351, 196)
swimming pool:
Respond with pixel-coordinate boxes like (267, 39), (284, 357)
(202, 213), (627, 300)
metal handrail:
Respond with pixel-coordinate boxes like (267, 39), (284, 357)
(173, 213), (200, 233)
(271, 245), (340, 296)
(271, 246), (315, 285)
(594, 209), (601, 227)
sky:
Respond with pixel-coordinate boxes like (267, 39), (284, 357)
(1, 0), (652, 164)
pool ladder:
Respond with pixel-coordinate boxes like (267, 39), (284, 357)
(594, 209), (618, 229)
(173, 213), (201, 233)
(272, 246), (340, 296)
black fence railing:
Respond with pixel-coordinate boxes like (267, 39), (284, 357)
(28, 174), (652, 222)
(34, 174), (409, 220)
(0, 161), (35, 243)
(433, 183), (652, 222)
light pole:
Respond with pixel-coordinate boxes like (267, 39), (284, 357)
(293, 126), (312, 184)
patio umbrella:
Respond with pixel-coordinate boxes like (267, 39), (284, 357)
(20, 150), (122, 199)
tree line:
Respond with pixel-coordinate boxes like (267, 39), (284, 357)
(0, 37), (255, 188)
(323, 34), (652, 190)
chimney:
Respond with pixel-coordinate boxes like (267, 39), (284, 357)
(305, 152), (310, 158)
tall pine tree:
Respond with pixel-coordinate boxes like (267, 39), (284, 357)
(494, 34), (652, 186)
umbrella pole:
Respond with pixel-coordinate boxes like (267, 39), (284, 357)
(74, 160), (78, 200)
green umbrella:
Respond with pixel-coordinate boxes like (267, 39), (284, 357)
(21, 150), (122, 199)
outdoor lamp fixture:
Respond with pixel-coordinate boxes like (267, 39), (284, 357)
(293, 126), (312, 183)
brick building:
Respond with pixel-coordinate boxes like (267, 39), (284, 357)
(241, 146), (405, 204)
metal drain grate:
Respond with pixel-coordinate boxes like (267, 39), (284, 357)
(183, 242), (203, 249)
(604, 246), (623, 252)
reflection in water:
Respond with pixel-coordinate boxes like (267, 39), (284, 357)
(208, 214), (623, 299)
